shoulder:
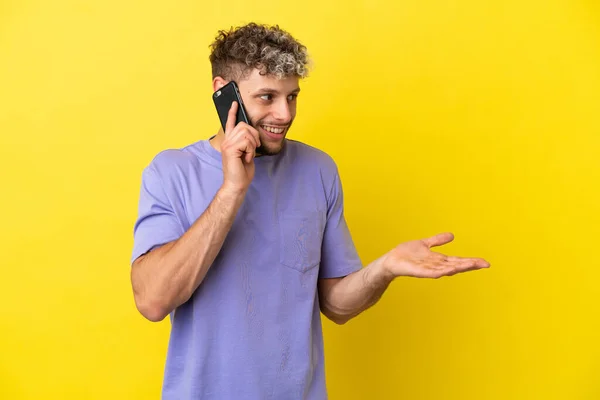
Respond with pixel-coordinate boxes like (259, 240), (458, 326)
(284, 140), (344, 207)
(285, 139), (339, 175)
(138, 145), (204, 204)
(143, 142), (203, 182)
(148, 145), (198, 171)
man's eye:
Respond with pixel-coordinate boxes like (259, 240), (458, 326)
(260, 94), (272, 101)
(287, 94), (297, 101)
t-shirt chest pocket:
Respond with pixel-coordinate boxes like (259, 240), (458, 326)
(278, 210), (324, 273)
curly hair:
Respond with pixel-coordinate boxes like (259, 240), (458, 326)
(209, 23), (311, 81)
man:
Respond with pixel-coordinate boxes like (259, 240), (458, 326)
(130, 22), (490, 399)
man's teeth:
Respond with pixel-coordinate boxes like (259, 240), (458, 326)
(261, 125), (285, 134)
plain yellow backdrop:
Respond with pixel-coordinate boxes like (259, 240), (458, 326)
(1, 0), (599, 399)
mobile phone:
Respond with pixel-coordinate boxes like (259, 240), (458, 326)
(213, 81), (251, 132)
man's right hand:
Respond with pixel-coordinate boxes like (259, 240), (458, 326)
(220, 101), (261, 194)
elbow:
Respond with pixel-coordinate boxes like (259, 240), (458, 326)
(321, 307), (351, 325)
(140, 306), (169, 323)
(330, 316), (350, 325)
(134, 294), (170, 322)
(332, 314), (352, 325)
(131, 258), (172, 322)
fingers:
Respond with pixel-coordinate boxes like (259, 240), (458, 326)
(226, 120), (259, 146)
(422, 232), (454, 248)
(244, 125), (261, 149)
(429, 256), (491, 278)
(441, 256), (490, 270)
(228, 123), (260, 148)
(244, 148), (254, 164)
(233, 132), (257, 162)
(222, 123), (260, 164)
(224, 102), (261, 148)
(241, 129), (260, 151)
(241, 132), (257, 163)
(225, 101), (239, 134)
(449, 257), (490, 269)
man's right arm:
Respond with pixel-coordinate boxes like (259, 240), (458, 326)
(131, 186), (245, 322)
(131, 101), (260, 322)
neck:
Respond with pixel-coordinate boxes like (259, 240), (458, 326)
(209, 129), (225, 152)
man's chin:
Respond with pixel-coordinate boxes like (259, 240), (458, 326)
(256, 142), (284, 156)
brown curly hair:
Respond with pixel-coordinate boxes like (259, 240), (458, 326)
(209, 23), (311, 81)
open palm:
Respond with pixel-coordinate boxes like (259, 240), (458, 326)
(382, 232), (490, 279)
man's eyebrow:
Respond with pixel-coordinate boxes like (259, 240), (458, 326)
(254, 87), (301, 95)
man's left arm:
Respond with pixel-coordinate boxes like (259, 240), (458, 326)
(318, 253), (391, 325)
(319, 232), (491, 325)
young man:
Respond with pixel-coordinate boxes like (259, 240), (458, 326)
(130, 23), (490, 400)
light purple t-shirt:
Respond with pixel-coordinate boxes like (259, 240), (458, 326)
(131, 138), (362, 400)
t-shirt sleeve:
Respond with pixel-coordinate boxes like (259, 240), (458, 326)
(130, 163), (185, 265)
(319, 169), (363, 279)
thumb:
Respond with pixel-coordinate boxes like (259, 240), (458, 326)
(422, 232), (454, 248)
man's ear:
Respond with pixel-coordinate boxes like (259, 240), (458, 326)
(212, 76), (228, 92)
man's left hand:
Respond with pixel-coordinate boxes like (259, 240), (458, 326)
(381, 232), (490, 279)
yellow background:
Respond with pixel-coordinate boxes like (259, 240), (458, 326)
(1, 0), (599, 399)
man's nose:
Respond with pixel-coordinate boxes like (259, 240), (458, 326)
(273, 100), (291, 122)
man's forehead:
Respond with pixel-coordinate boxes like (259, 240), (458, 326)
(239, 71), (300, 93)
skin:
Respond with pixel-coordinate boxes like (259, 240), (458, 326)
(130, 66), (491, 323)
(209, 68), (300, 161)
(129, 69), (300, 322)
(317, 232), (490, 324)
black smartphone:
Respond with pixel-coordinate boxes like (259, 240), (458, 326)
(213, 81), (251, 132)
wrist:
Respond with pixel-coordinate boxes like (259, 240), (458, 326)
(219, 183), (248, 199)
(368, 255), (396, 286)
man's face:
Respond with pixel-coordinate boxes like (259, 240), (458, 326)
(236, 69), (300, 156)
